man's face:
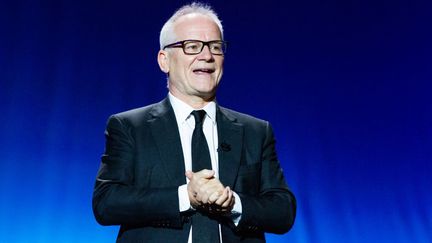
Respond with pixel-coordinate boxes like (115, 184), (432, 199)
(161, 14), (224, 103)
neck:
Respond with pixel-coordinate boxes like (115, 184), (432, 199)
(169, 91), (215, 109)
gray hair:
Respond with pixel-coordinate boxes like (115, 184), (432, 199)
(159, 2), (224, 49)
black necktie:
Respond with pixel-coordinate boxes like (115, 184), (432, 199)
(191, 110), (212, 172)
(190, 110), (220, 243)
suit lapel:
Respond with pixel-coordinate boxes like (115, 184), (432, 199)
(217, 106), (243, 188)
(147, 99), (243, 188)
(148, 98), (186, 186)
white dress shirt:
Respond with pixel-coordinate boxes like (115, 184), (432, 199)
(168, 93), (242, 243)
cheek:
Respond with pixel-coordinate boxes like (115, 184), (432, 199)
(169, 56), (188, 71)
(170, 63), (187, 79)
(182, 59), (195, 74)
(216, 62), (224, 75)
(217, 58), (224, 70)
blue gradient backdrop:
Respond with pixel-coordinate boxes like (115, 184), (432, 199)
(1, 0), (431, 242)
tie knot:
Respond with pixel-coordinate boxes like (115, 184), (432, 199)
(191, 110), (206, 125)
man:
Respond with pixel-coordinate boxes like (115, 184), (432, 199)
(93, 3), (296, 242)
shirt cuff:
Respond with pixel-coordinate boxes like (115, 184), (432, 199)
(231, 191), (242, 226)
(178, 184), (192, 212)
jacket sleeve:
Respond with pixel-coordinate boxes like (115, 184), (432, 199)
(236, 122), (296, 234)
(92, 115), (183, 228)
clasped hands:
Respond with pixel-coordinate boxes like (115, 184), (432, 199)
(186, 169), (235, 216)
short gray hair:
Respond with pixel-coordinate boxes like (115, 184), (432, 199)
(159, 2), (224, 49)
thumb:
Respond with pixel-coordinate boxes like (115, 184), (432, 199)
(185, 170), (193, 179)
(202, 169), (215, 178)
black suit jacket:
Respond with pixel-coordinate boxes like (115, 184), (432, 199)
(93, 98), (296, 242)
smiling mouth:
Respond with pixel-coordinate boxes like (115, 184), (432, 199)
(193, 68), (215, 74)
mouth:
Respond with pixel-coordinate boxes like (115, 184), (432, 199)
(193, 68), (215, 74)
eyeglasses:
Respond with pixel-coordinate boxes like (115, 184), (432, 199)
(163, 40), (227, 55)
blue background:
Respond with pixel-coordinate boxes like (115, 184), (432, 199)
(1, 0), (431, 242)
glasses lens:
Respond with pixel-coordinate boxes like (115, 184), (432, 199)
(210, 42), (224, 54)
(183, 41), (203, 54)
(181, 40), (226, 55)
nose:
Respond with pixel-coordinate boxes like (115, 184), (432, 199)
(197, 44), (214, 61)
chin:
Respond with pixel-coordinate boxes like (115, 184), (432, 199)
(196, 89), (217, 99)
(193, 82), (216, 91)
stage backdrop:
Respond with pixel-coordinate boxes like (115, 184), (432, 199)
(1, 0), (431, 242)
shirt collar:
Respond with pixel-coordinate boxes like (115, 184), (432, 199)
(168, 92), (216, 124)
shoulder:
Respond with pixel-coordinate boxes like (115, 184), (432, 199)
(113, 104), (155, 121)
(218, 106), (276, 145)
(219, 106), (267, 123)
(218, 106), (270, 129)
(107, 99), (169, 127)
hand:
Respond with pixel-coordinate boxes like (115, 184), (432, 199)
(186, 170), (235, 215)
(206, 186), (235, 216)
(186, 169), (218, 207)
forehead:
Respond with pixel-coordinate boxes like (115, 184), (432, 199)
(173, 13), (221, 40)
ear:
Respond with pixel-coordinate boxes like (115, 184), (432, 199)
(157, 50), (169, 73)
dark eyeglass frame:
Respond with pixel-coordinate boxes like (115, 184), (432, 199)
(163, 39), (227, 55)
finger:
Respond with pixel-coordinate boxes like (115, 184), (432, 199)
(185, 170), (194, 180)
(199, 183), (221, 204)
(200, 190), (211, 204)
(220, 191), (231, 208)
(206, 178), (225, 192)
(209, 189), (223, 204)
(199, 177), (222, 191)
(229, 188), (235, 207)
(187, 184), (199, 202)
(195, 169), (215, 179)
(214, 187), (229, 205)
(187, 171), (210, 189)
(221, 187), (233, 208)
(229, 191), (235, 208)
(186, 170), (215, 182)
